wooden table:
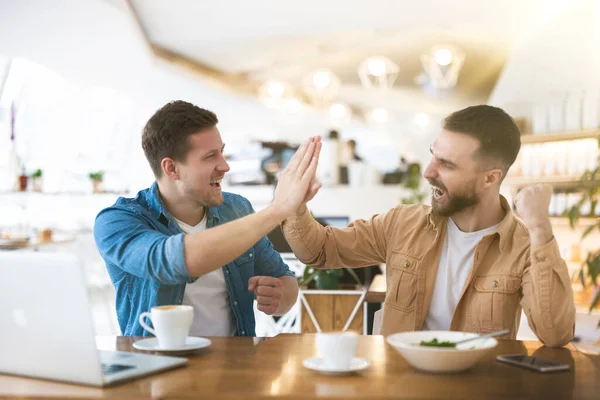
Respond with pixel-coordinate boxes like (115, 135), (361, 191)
(365, 273), (386, 303)
(1, 335), (598, 399)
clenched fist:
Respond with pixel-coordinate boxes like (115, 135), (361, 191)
(513, 184), (554, 246)
(248, 276), (283, 315)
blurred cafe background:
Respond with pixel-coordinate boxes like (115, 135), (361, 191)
(0, 0), (599, 340)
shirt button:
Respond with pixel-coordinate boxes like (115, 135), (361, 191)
(403, 261), (410, 268)
(241, 331), (246, 335)
(492, 280), (498, 288)
(234, 301), (238, 305)
(249, 253), (253, 258)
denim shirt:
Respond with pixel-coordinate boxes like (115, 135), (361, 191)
(93, 182), (295, 337)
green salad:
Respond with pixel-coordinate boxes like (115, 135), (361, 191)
(419, 338), (456, 348)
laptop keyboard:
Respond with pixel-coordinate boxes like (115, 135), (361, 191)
(102, 363), (135, 375)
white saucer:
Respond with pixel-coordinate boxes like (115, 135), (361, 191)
(303, 357), (371, 375)
(133, 336), (211, 353)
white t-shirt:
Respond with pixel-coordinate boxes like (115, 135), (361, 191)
(422, 218), (500, 331)
(176, 215), (237, 336)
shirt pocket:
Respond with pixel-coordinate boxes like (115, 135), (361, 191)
(468, 275), (521, 332)
(233, 248), (256, 276)
(385, 251), (420, 312)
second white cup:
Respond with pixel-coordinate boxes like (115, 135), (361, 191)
(139, 305), (193, 349)
(316, 331), (359, 369)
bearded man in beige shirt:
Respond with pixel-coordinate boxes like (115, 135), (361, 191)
(282, 105), (575, 347)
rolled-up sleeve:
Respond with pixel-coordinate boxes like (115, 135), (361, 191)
(94, 207), (191, 285)
(281, 205), (389, 269)
(520, 238), (576, 347)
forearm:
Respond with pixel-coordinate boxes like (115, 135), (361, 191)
(528, 220), (554, 247)
(283, 205), (388, 269)
(184, 204), (287, 277)
(275, 276), (299, 316)
(522, 239), (576, 347)
(281, 205), (328, 267)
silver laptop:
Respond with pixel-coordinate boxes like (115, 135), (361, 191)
(0, 251), (187, 386)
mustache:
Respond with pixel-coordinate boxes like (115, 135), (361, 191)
(427, 179), (447, 192)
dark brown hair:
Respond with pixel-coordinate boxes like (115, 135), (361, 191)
(444, 105), (521, 175)
(142, 100), (218, 177)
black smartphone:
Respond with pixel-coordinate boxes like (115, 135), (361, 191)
(496, 354), (570, 373)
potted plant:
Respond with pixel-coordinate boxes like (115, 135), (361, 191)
(401, 163), (426, 205)
(89, 171), (104, 193)
(298, 265), (366, 333)
(300, 266), (363, 290)
(566, 144), (600, 312)
(31, 169), (43, 192)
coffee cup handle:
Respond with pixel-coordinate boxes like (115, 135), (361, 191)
(139, 312), (156, 336)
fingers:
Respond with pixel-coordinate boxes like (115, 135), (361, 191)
(295, 140), (316, 178)
(257, 303), (278, 315)
(247, 276), (259, 291)
(248, 276), (282, 291)
(302, 140), (321, 181)
(256, 295), (279, 306)
(255, 285), (279, 297)
(285, 137), (313, 174)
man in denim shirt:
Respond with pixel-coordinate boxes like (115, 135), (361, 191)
(94, 101), (322, 337)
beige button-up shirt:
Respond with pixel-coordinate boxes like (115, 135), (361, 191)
(282, 197), (576, 347)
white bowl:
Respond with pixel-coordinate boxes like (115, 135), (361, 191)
(386, 330), (498, 373)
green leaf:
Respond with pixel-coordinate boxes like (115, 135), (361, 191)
(581, 222), (600, 240)
(300, 270), (320, 287)
(302, 266), (312, 282)
(588, 289), (600, 313)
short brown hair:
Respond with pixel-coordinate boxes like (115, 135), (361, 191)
(142, 101), (218, 177)
(443, 105), (521, 175)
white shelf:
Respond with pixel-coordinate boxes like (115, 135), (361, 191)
(504, 176), (600, 189)
(521, 130), (600, 144)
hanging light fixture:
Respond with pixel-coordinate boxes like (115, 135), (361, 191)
(371, 108), (389, 124)
(302, 68), (340, 105)
(358, 56), (399, 90)
(420, 45), (464, 89)
(258, 80), (296, 109)
(329, 102), (352, 127)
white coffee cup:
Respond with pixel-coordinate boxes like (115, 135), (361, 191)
(316, 331), (359, 369)
(139, 305), (193, 349)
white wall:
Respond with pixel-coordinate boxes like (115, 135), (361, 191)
(0, 0), (440, 176)
(489, 0), (600, 105)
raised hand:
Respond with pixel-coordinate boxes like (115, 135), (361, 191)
(248, 276), (283, 315)
(514, 183), (554, 246)
(272, 136), (322, 218)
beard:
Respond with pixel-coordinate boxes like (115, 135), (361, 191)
(429, 178), (479, 217)
(180, 182), (224, 208)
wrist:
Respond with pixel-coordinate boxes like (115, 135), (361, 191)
(527, 221), (554, 247)
(266, 203), (292, 223)
(294, 204), (308, 217)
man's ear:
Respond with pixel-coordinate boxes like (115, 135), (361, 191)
(483, 168), (503, 188)
(161, 158), (179, 181)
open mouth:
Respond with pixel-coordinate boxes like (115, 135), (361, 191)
(432, 186), (447, 202)
(210, 178), (222, 189)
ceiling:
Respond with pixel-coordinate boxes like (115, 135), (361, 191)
(126, 0), (558, 117)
